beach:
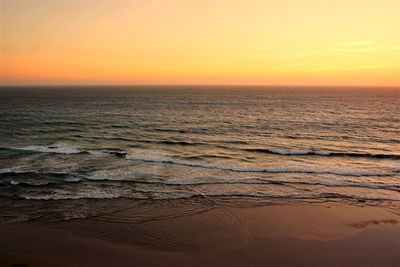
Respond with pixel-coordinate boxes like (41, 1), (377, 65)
(1, 199), (400, 267)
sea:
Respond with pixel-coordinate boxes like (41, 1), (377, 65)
(0, 86), (399, 223)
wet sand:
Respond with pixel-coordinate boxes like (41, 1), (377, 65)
(1, 201), (400, 267)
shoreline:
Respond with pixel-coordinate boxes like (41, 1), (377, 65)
(1, 200), (399, 267)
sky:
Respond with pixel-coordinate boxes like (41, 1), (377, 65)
(0, 0), (399, 86)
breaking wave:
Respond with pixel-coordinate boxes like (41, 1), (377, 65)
(244, 148), (400, 160)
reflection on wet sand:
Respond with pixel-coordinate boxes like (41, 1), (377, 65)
(1, 199), (399, 267)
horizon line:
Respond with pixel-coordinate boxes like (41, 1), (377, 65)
(1, 83), (399, 89)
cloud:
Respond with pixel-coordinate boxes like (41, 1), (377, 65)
(337, 40), (375, 47)
(327, 47), (380, 54)
(306, 63), (391, 72)
(246, 51), (320, 61)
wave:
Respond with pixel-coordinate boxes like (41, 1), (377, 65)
(0, 169), (72, 177)
(4, 177), (82, 187)
(183, 154), (234, 160)
(158, 140), (206, 146)
(0, 170), (83, 188)
(8, 143), (399, 178)
(7, 180), (52, 187)
(84, 175), (400, 193)
(19, 192), (128, 201)
(134, 139), (209, 147)
(6, 170), (398, 201)
(8, 144), (398, 177)
(17, 189), (398, 202)
(12, 144), (127, 158)
(3, 168), (398, 193)
(124, 153), (396, 177)
(244, 148), (400, 160)
(202, 192), (398, 202)
(14, 144), (84, 155)
(102, 150), (127, 158)
(12, 143), (400, 162)
(152, 128), (189, 134)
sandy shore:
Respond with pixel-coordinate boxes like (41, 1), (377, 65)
(1, 200), (399, 267)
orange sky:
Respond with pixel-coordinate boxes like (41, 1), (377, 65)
(1, 0), (399, 86)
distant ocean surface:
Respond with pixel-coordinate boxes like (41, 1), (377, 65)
(1, 87), (399, 222)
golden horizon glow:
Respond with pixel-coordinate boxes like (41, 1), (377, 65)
(1, 0), (400, 86)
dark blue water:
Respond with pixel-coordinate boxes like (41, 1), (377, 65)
(0, 86), (399, 222)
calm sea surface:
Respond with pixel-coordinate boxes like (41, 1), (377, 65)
(0, 87), (399, 222)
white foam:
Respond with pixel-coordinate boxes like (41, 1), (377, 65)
(0, 167), (17, 174)
(64, 177), (82, 182)
(14, 143), (125, 158)
(10, 180), (19, 185)
(16, 143), (82, 154)
(19, 190), (128, 200)
(19, 193), (121, 200)
(18, 185), (142, 200)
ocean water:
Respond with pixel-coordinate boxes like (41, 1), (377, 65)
(0, 86), (399, 222)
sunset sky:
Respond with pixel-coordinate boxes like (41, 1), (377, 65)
(1, 0), (399, 86)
